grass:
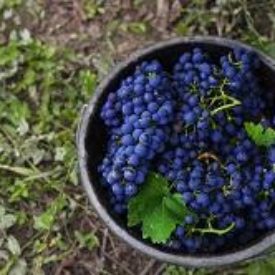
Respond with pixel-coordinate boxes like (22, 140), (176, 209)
(0, 38), (98, 273)
(0, 0), (274, 274)
(0, 3), (98, 271)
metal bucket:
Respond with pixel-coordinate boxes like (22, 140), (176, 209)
(77, 37), (275, 268)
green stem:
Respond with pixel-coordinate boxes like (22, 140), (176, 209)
(223, 94), (241, 103)
(191, 222), (235, 236)
(209, 96), (222, 107)
(211, 95), (241, 115)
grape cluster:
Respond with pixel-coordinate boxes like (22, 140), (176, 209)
(98, 61), (174, 212)
(98, 47), (275, 253)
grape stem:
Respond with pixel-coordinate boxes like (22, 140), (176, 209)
(228, 53), (242, 68)
(197, 152), (226, 169)
(191, 222), (235, 236)
(198, 152), (220, 163)
(211, 94), (241, 115)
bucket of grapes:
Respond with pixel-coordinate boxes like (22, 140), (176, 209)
(77, 37), (275, 267)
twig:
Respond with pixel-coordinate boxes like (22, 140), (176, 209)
(77, 261), (96, 275)
(49, 18), (71, 34)
(100, 228), (108, 257)
(54, 252), (77, 275)
(156, 0), (170, 30)
(72, 0), (84, 25)
(21, 232), (42, 252)
(106, 233), (118, 258)
(85, 215), (99, 231)
(140, 259), (156, 275)
(103, 252), (135, 275)
(155, 263), (166, 275)
(120, 0), (131, 9)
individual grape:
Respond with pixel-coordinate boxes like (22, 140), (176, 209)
(268, 146), (275, 163)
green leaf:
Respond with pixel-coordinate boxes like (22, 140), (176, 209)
(164, 265), (188, 275)
(142, 201), (174, 243)
(128, 172), (194, 244)
(1, 0), (22, 9)
(8, 181), (29, 202)
(165, 194), (193, 223)
(9, 258), (27, 275)
(83, 0), (104, 19)
(128, 22), (148, 35)
(0, 206), (17, 230)
(79, 70), (97, 97)
(174, 21), (190, 36)
(0, 214), (17, 230)
(0, 206), (5, 217)
(33, 212), (55, 232)
(127, 173), (169, 227)
(74, 230), (99, 251)
(7, 235), (21, 256)
(0, 43), (20, 66)
(264, 42), (275, 59)
(245, 122), (275, 147)
(120, 22), (148, 35)
(246, 258), (275, 275)
(54, 147), (66, 161)
(34, 195), (66, 231)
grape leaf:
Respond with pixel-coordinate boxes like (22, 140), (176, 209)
(127, 173), (169, 227)
(244, 122), (275, 147)
(165, 193), (192, 223)
(127, 172), (195, 244)
(142, 198), (177, 243)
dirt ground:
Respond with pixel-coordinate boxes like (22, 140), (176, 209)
(1, 0), (275, 274)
